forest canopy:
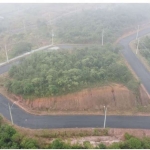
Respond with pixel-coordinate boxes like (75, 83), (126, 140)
(6, 45), (137, 99)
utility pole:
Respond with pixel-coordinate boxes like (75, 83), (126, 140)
(8, 103), (13, 125)
(136, 25), (139, 40)
(103, 106), (107, 128)
(23, 20), (26, 34)
(102, 30), (104, 46)
(52, 30), (54, 45)
(136, 38), (140, 54)
(4, 44), (8, 62)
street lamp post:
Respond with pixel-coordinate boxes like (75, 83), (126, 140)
(23, 20), (26, 34)
(102, 30), (104, 46)
(136, 38), (140, 54)
(136, 25), (140, 40)
(103, 106), (107, 128)
(8, 101), (17, 125)
(4, 44), (8, 62)
(52, 30), (54, 45)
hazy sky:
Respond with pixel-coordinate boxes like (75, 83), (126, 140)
(0, 0), (149, 3)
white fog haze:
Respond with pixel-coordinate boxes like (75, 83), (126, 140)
(1, 2), (150, 149)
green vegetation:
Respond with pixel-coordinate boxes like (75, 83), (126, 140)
(0, 4), (78, 62)
(55, 4), (150, 44)
(108, 133), (150, 149)
(6, 45), (138, 99)
(0, 117), (108, 149)
(39, 128), (108, 139)
(0, 117), (39, 149)
(0, 4), (150, 62)
(48, 136), (150, 149)
(10, 41), (32, 58)
(138, 36), (150, 65)
(0, 4), (86, 62)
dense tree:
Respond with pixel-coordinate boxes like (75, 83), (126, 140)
(0, 124), (39, 149)
(6, 44), (138, 99)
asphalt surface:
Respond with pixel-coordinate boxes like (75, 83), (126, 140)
(1, 93), (150, 129)
(120, 27), (150, 94)
(1, 27), (150, 129)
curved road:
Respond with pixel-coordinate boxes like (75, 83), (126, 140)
(1, 27), (150, 129)
(120, 27), (150, 94)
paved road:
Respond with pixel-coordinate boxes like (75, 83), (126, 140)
(1, 27), (150, 129)
(120, 27), (150, 94)
(1, 93), (150, 129)
(0, 44), (53, 74)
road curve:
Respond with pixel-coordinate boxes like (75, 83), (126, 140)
(1, 27), (150, 129)
(120, 27), (150, 94)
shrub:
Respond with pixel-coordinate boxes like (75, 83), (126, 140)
(124, 137), (142, 149)
(83, 141), (93, 149)
(48, 139), (71, 149)
(96, 143), (107, 149)
(108, 142), (121, 149)
(124, 132), (134, 140)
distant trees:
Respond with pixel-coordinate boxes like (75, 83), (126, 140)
(36, 19), (51, 38)
(139, 36), (150, 65)
(6, 44), (137, 99)
(10, 41), (32, 58)
(55, 4), (150, 44)
(108, 133), (150, 149)
(1, 4), (150, 63)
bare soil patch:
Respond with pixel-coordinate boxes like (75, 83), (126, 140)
(0, 74), (150, 115)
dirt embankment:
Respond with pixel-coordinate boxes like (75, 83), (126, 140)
(5, 84), (149, 115)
